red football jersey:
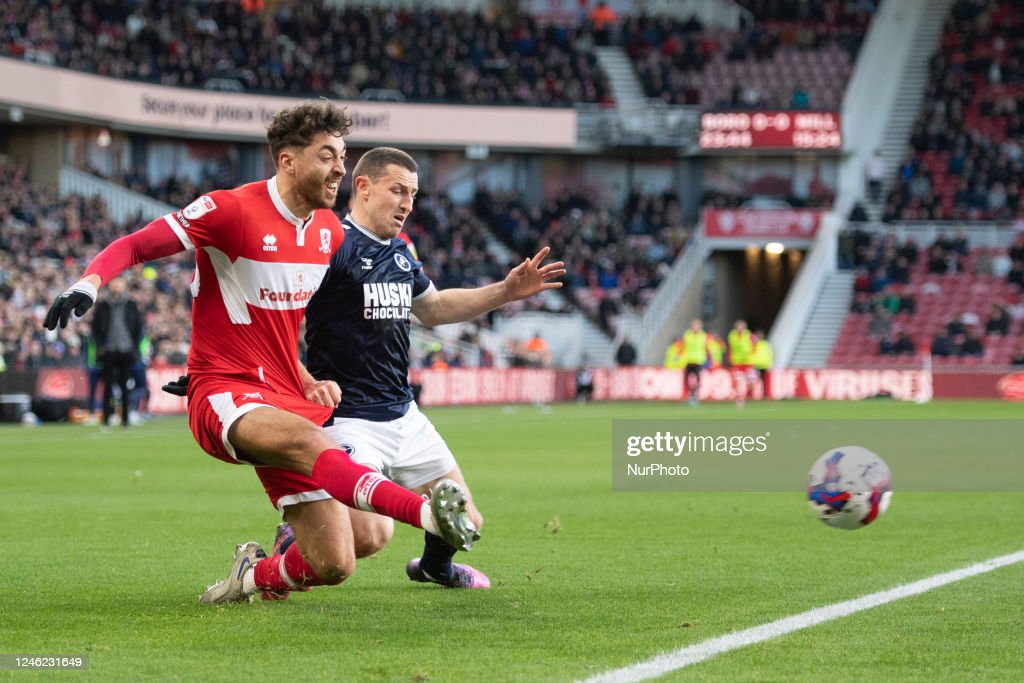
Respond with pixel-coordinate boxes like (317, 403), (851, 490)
(162, 177), (345, 394)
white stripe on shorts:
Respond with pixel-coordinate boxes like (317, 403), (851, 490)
(206, 391), (270, 462)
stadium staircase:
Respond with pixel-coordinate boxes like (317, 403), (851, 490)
(59, 166), (175, 224)
(861, 0), (956, 220)
(788, 271), (856, 368)
(593, 46), (647, 110)
(775, 0), (955, 367)
(618, 231), (711, 366)
(493, 311), (611, 368)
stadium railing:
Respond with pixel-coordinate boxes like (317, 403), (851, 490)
(59, 166), (175, 224)
(620, 230), (709, 366)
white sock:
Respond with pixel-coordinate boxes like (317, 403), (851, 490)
(420, 502), (439, 535)
(241, 566), (257, 595)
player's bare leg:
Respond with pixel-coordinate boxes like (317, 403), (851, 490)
(686, 367), (701, 407)
(733, 369), (748, 408)
(406, 466), (490, 589)
(199, 408), (479, 604)
(259, 500), (394, 601)
(282, 499), (357, 582)
(201, 498), (359, 604)
(230, 407), (478, 550)
(347, 507), (395, 559)
(750, 368), (765, 401)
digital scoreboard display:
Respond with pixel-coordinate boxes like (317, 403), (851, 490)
(699, 111), (842, 150)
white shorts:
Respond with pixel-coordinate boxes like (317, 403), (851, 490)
(323, 402), (456, 491)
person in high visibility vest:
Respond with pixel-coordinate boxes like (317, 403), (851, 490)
(707, 332), (725, 369)
(727, 319), (753, 367)
(728, 319), (755, 406)
(682, 319), (708, 406)
(663, 333), (686, 369)
(751, 329), (773, 400)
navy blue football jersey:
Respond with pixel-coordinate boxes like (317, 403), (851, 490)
(304, 216), (432, 421)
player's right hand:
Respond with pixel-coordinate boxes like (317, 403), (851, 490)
(305, 379), (342, 408)
(43, 280), (98, 330)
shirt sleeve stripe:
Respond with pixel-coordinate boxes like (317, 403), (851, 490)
(164, 214), (196, 252)
(412, 282), (436, 300)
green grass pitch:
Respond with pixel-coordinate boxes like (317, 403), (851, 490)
(1, 400), (1021, 681)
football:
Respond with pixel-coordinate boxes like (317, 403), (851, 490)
(807, 446), (893, 530)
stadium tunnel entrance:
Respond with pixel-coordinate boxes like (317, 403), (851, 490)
(704, 247), (805, 337)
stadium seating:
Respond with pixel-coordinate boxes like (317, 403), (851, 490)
(472, 187), (690, 335)
(0, 162), (194, 372)
(1, 0), (612, 106)
(830, 242), (1023, 367)
(2, 0), (880, 112)
(623, 0), (875, 109)
(886, 0), (1024, 221)
(2, 157), (690, 368)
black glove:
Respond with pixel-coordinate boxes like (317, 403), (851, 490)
(44, 281), (98, 330)
(161, 375), (190, 397)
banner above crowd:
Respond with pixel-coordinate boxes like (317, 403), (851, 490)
(0, 58), (577, 149)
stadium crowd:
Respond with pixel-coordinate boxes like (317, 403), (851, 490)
(1, 0), (612, 106)
(473, 186), (690, 335)
(1, 0), (878, 112)
(0, 161), (194, 373)
(883, 0), (1024, 222)
(71, 156), (690, 338)
(625, 0), (878, 109)
(1, 156), (693, 368)
(837, 221), (1024, 362)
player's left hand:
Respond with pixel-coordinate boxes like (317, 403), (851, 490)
(504, 246), (566, 302)
(161, 375), (190, 397)
(305, 379), (342, 408)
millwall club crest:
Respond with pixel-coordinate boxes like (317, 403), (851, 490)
(394, 253), (411, 272)
(319, 228), (332, 254)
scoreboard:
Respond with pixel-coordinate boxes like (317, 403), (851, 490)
(699, 111), (842, 150)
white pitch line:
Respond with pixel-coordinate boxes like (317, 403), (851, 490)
(581, 549), (1024, 683)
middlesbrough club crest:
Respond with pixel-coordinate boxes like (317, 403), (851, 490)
(319, 228), (332, 254)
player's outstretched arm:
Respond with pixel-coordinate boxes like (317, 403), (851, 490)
(413, 246), (565, 327)
(44, 219), (186, 330)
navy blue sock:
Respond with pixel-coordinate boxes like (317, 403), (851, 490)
(419, 530), (457, 581)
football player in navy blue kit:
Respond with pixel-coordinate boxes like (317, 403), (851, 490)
(268, 147), (566, 592)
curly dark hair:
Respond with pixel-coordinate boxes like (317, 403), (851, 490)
(266, 100), (353, 164)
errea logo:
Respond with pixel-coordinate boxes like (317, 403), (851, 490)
(263, 234), (278, 252)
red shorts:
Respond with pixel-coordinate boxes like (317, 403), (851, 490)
(187, 375), (335, 511)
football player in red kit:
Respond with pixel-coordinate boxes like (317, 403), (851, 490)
(44, 100), (478, 604)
